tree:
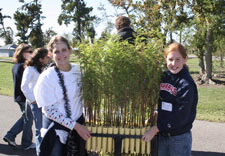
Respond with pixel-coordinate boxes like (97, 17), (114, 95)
(0, 8), (13, 44)
(188, 24), (207, 76)
(14, 0), (44, 47)
(193, 0), (225, 83)
(43, 27), (57, 46)
(29, 0), (45, 48)
(108, 0), (193, 44)
(86, 24), (95, 43)
(159, 0), (193, 43)
(96, 3), (114, 39)
(214, 34), (225, 68)
(108, 0), (134, 16)
(58, 0), (96, 43)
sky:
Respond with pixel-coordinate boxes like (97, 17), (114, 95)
(0, 0), (122, 45)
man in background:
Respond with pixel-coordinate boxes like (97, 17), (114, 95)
(116, 16), (136, 44)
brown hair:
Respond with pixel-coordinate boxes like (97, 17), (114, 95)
(25, 48), (49, 73)
(115, 16), (131, 30)
(47, 35), (71, 53)
(13, 43), (32, 63)
(164, 42), (187, 59)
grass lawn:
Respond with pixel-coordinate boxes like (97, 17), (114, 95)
(197, 86), (225, 122)
(0, 57), (225, 122)
(0, 62), (14, 96)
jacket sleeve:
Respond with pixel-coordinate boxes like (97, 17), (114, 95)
(42, 105), (76, 130)
(21, 67), (36, 103)
(174, 81), (198, 127)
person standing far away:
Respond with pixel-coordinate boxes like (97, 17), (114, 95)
(34, 35), (91, 156)
(21, 47), (51, 155)
(115, 15), (136, 44)
(3, 43), (36, 150)
(142, 42), (198, 156)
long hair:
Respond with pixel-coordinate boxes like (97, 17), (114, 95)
(13, 43), (32, 63)
(25, 48), (49, 73)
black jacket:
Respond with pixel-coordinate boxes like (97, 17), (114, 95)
(117, 27), (136, 44)
(157, 67), (198, 135)
(12, 63), (26, 102)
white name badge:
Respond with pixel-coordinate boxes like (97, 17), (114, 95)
(162, 102), (172, 112)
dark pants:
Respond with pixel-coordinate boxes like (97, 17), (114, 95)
(50, 136), (66, 156)
(4, 102), (33, 148)
(39, 115), (87, 156)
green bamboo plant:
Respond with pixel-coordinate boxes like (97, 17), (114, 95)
(78, 36), (164, 128)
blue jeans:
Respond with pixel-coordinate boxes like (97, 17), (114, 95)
(158, 131), (192, 156)
(4, 101), (33, 147)
(29, 102), (42, 155)
(50, 137), (66, 156)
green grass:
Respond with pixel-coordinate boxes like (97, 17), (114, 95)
(0, 57), (13, 59)
(187, 57), (199, 73)
(0, 62), (14, 96)
(187, 57), (225, 122)
(197, 86), (225, 122)
(0, 57), (225, 122)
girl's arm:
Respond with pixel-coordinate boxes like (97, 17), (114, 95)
(21, 67), (36, 103)
(43, 105), (76, 130)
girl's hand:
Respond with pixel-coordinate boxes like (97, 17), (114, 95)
(74, 123), (91, 141)
(142, 125), (159, 142)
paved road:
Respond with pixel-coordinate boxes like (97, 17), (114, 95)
(0, 95), (225, 156)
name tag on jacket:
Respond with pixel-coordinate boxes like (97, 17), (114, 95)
(162, 102), (172, 112)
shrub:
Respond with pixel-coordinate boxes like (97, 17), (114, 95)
(79, 37), (165, 128)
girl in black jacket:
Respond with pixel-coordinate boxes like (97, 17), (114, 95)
(143, 42), (198, 156)
(4, 43), (35, 150)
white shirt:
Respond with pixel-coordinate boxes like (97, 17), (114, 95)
(34, 63), (83, 144)
(21, 66), (40, 103)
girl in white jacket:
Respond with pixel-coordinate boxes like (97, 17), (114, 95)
(34, 36), (91, 156)
(21, 48), (51, 155)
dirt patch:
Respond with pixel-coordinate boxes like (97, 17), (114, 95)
(192, 73), (225, 87)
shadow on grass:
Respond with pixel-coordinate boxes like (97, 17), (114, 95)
(192, 151), (225, 156)
(0, 144), (36, 156)
(212, 79), (225, 85)
(190, 71), (199, 74)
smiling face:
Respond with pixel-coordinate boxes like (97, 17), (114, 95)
(166, 50), (187, 74)
(51, 41), (71, 67)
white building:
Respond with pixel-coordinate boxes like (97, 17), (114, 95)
(0, 44), (17, 57)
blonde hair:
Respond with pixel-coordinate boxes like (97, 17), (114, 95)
(47, 35), (71, 53)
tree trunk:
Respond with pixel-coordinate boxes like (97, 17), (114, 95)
(169, 31), (173, 43)
(198, 50), (205, 75)
(179, 30), (182, 43)
(220, 54), (224, 67)
(205, 27), (213, 82)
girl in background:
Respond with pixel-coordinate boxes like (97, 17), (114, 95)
(3, 43), (34, 150)
(21, 47), (51, 155)
(143, 42), (198, 156)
